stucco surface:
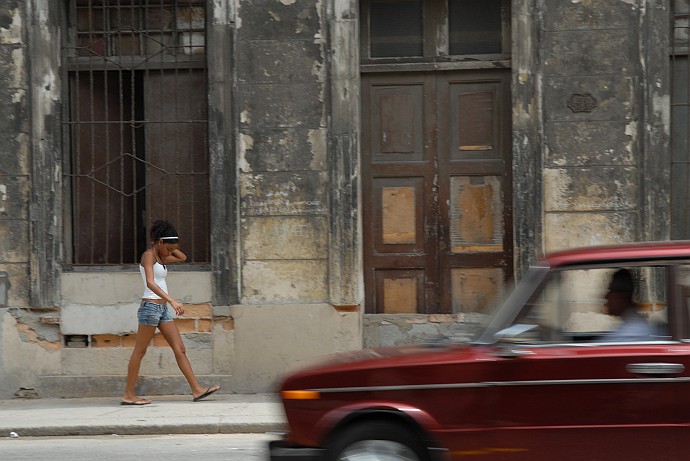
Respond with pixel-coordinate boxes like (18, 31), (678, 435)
(229, 303), (359, 392)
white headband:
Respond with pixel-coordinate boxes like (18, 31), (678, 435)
(160, 236), (179, 240)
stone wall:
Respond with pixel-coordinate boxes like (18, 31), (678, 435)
(540, 0), (669, 252)
(0, 1), (30, 309)
(237, 0), (329, 304)
(0, 0), (676, 397)
(0, 0), (362, 399)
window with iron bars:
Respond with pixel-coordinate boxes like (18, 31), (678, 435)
(672, 0), (690, 239)
(62, 0), (210, 265)
(360, 0), (510, 61)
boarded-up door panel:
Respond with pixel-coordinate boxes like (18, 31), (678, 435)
(362, 74), (439, 313)
(363, 69), (512, 314)
(438, 72), (512, 312)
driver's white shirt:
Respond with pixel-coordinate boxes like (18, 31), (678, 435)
(604, 309), (653, 342)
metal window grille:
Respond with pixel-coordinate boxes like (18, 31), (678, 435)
(364, 0), (508, 60)
(369, 0), (423, 58)
(672, 0), (690, 239)
(63, 0), (210, 265)
(448, 0), (503, 55)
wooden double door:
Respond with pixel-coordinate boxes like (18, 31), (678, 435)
(362, 69), (512, 314)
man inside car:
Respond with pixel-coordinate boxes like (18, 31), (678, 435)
(602, 268), (654, 342)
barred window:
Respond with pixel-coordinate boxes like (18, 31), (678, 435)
(672, 0), (690, 239)
(63, 0), (209, 265)
(361, 0), (509, 61)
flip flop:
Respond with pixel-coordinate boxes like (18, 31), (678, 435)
(120, 399), (151, 406)
(193, 386), (219, 402)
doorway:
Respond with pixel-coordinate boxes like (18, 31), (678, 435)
(361, 69), (512, 314)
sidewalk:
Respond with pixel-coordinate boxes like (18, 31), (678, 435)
(0, 393), (287, 438)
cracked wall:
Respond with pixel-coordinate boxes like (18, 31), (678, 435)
(237, 0), (330, 305)
(540, 0), (669, 251)
(0, 310), (61, 397)
(0, 2), (30, 310)
(1, 0), (673, 395)
(0, 0), (361, 397)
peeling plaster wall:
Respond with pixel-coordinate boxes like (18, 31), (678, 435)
(0, 1), (30, 310)
(0, 310), (61, 397)
(230, 303), (359, 392)
(539, 0), (669, 252)
(363, 314), (487, 348)
(232, 0), (361, 391)
(0, 0), (361, 398)
(236, 0), (329, 306)
(2, 0), (672, 397)
(512, 0), (670, 276)
(60, 272), (212, 335)
(0, 1), (42, 398)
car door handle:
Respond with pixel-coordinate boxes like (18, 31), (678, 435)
(626, 363), (685, 375)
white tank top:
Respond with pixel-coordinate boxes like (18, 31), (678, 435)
(140, 262), (168, 299)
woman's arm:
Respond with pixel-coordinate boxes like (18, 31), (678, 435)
(163, 248), (187, 264)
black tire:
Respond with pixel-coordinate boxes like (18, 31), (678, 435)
(324, 420), (431, 461)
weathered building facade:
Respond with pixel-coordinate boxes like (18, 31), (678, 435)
(0, 0), (686, 398)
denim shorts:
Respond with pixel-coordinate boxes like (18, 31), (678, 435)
(138, 300), (174, 326)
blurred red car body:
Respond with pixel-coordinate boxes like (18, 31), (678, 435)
(269, 241), (690, 461)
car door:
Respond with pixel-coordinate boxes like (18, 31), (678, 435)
(483, 344), (685, 461)
(472, 265), (687, 461)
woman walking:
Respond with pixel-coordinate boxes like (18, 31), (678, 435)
(122, 220), (220, 405)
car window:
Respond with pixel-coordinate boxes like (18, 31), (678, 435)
(506, 266), (671, 345)
(675, 264), (690, 341)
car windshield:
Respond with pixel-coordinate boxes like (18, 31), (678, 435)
(472, 265), (549, 344)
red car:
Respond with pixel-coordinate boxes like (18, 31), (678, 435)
(269, 241), (690, 461)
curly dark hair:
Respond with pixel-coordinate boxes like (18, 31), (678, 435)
(150, 220), (178, 242)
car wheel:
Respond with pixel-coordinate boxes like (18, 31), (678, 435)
(326, 420), (430, 461)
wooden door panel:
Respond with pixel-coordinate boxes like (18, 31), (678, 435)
(363, 70), (511, 314)
(438, 71), (512, 313)
(375, 269), (426, 314)
(373, 177), (425, 254)
(363, 74), (438, 313)
(369, 176), (433, 313)
(371, 86), (425, 161)
(450, 267), (505, 313)
(450, 82), (502, 160)
(449, 175), (504, 253)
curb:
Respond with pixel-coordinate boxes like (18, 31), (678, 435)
(0, 422), (288, 438)
(0, 394), (287, 438)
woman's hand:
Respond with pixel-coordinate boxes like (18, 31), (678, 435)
(170, 299), (185, 316)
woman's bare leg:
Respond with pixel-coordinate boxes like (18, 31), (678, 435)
(122, 324), (157, 403)
(158, 320), (219, 398)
